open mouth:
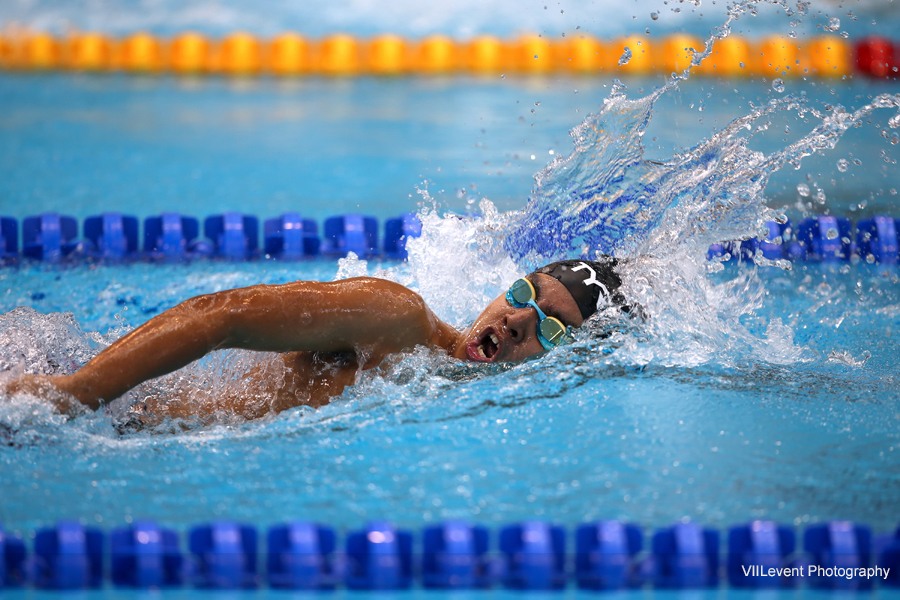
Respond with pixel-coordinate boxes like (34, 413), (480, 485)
(466, 328), (501, 362)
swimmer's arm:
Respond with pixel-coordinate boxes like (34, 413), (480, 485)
(28, 278), (457, 410)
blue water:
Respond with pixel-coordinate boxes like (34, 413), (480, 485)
(1, 4), (900, 595)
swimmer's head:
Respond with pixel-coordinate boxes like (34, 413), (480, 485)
(453, 258), (623, 363)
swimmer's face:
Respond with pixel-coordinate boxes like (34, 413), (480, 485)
(453, 273), (584, 363)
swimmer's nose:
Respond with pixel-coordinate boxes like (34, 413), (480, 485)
(505, 308), (535, 344)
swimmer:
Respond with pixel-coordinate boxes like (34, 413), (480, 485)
(5, 259), (629, 419)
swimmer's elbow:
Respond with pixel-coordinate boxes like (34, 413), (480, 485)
(173, 290), (240, 351)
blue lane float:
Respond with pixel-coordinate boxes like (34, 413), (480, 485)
(499, 521), (567, 590)
(266, 521), (337, 590)
(649, 522), (720, 589)
(727, 521), (796, 588)
(797, 216), (854, 262)
(84, 213), (139, 260)
(23, 213), (79, 261)
(32, 520), (104, 590)
(263, 213), (320, 259)
(322, 214), (379, 258)
(421, 521), (490, 589)
(188, 522), (258, 589)
(879, 525), (900, 587)
(0, 525), (27, 588)
(3, 518), (900, 590)
(205, 213), (259, 260)
(6, 211), (900, 265)
(575, 521), (642, 590)
(804, 521), (873, 591)
(0, 217), (18, 262)
(110, 521), (183, 588)
(345, 521), (413, 590)
(383, 213), (422, 260)
(856, 215), (899, 264)
(144, 213), (208, 261)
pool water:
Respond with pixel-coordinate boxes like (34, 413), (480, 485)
(1, 15), (900, 596)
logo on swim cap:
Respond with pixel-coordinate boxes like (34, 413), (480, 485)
(571, 262), (611, 308)
(533, 258), (621, 319)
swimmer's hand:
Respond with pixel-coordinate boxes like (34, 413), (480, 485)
(3, 374), (86, 415)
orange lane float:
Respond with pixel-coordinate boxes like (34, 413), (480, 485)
(64, 32), (114, 71)
(317, 34), (361, 75)
(0, 34), (15, 69)
(660, 34), (704, 75)
(268, 33), (311, 76)
(612, 35), (653, 74)
(805, 36), (850, 78)
(555, 35), (608, 74)
(754, 35), (801, 77)
(117, 32), (164, 73)
(366, 34), (408, 75)
(464, 35), (504, 74)
(413, 35), (457, 74)
(700, 36), (750, 77)
(0, 31), (886, 79)
(169, 32), (211, 74)
(219, 32), (261, 75)
(510, 35), (553, 74)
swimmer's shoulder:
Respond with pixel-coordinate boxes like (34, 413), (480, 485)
(320, 277), (459, 353)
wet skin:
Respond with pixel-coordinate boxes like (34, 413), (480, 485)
(452, 273), (584, 364)
(5, 274), (583, 417)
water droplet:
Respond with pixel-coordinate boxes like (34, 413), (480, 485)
(560, 9), (564, 13)
(618, 47), (633, 66)
(739, 61), (745, 69)
(534, 102), (541, 106)
(650, 11), (659, 20)
(826, 17), (840, 31)
(772, 78), (785, 93)
(836, 158), (849, 172)
(841, 31), (850, 39)
(892, 133), (900, 145)
(500, 74), (505, 79)
(826, 228), (838, 240)
(797, 183), (810, 197)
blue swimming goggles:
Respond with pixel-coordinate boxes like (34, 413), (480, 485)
(505, 278), (574, 350)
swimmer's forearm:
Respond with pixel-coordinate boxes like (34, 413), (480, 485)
(52, 293), (232, 409)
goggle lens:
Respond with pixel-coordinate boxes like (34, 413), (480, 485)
(508, 278), (536, 306)
(540, 318), (568, 346)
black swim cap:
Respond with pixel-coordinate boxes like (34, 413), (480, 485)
(532, 258), (623, 320)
